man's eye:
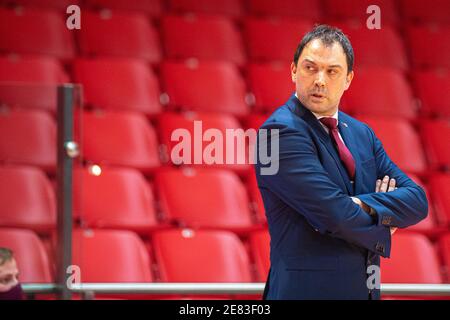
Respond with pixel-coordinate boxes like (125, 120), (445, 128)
(328, 69), (338, 75)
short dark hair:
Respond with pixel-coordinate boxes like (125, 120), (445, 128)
(0, 248), (13, 266)
(293, 24), (354, 73)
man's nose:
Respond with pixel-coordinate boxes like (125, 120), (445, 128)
(314, 71), (326, 88)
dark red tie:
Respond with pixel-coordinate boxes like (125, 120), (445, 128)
(319, 117), (356, 180)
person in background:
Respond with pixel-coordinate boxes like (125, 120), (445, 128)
(0, 247), (24, 300)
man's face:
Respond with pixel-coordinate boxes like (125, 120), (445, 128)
(0, 259), (19, 292)
(291, 38), (354, 116)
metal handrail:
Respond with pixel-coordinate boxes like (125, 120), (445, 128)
(22, 283), (450, 296)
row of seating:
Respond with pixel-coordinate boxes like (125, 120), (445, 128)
(1, 165), (449, 235)
(1, 109), (448, 174)
(2, 0), (450, 23)
(1, 227), (450, 285)
(0, 7), (449, 67)
(2, 56), (449, 118)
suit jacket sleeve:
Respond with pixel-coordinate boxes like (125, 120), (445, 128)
(256, 121), (392, 258)
(355, 126), (428, 229)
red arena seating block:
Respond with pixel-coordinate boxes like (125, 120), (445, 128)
(343, 67), (416, 120)
(73, 166), (159, 232)
(168, 0), (244, 18)
(155, 168), (254, 232)
(0, 165), (56, 233)
(161, 61), (249, 117)
(158, 111), (251, 173)
(81, 111), (161, 173)
(381, 233), (443, 283)
(0, 228), (53, 283)
(73, 58), (162, 116)
(245, 18), (313, 63)
(248, 0), (322, 21)
(0, 7), (75, 59)
(355, 116), (427, 175)
(85, 0), (163, 17)
(78, 11), (162, 63)
(162, 14), (245, 65)
(152, 229), (253, 282)
(249, 230), (270, 282)
(72, 229), (153, 282)
(0, 110), (56, 171)
(247, 62), (294, 113)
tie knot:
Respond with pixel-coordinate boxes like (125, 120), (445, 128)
(319, 117), (338, 130)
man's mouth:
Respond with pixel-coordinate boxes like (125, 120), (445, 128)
(311, 93), (325, 99)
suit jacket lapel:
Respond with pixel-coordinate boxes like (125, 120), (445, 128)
(288, 95), (352, 195)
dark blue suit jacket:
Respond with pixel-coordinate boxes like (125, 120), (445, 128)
(255, 95), (428, 300)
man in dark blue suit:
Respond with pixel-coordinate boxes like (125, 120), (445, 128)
(255, 25), (428, 300)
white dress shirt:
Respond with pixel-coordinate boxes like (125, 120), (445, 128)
(295, 93), (346, 145)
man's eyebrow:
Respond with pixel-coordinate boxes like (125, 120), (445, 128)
(302, 58), (317, 65)
(302, 59), (343, 69)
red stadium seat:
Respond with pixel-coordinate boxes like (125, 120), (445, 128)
(0, 110), (56, 171)
(0, 228), (53, 283)
(152, 229), (253, 282)
(334, 22), (408, 71)
(401, 0), (450, 24)
(154, 168), (254, 232)
(85, 0), (163, 17)
(438, 233), (450, 282)
(158, 112), (251, 173)
(421, 120), (450, 171)
(342, 67), (417, 120)
(168, 0), (244, 18)
(73, 166), (159, 233)
(245, 18), (313, 62)
(0, 56), (68, 83)
(248, 0), (322, 21)
(161, 61), (249, 117)
(414, 70), (450, 118)
(324, 0), (399, 26)
(247, 171), (266, 225)
(381, 233), (443, 283)
(0, 56), (68, 112)
(429, 174), (450, 228)
(8, 0), (80, 11)
(244, 114), (269, 130)
(247, 62), (294, 113)
(73, 58), (162, 116)
(249, 230), (270, 282)
(0, 8), (75, 59)
(80, 111), (161, 173)
(0, 166), (55, 233)
(355, 116), (426, 175)
(408, 25), (450, 69)
(72, 229), (152, 282)
(78, 11), (162, 63)
(162, 15), (245, 66)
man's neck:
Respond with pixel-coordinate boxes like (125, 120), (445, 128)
(294, 93), (339, 120)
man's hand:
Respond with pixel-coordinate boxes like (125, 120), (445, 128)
(351, 175), (398, 235)
(376, 175), (398, 235)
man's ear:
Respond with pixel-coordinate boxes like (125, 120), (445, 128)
(344, 70), (354, 91)
(290, 62), (297, 83)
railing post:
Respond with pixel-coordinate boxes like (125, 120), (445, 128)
(56, 84), (79, 300)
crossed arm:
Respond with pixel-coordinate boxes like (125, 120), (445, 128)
(351, 126), (428, 230)
(256, 123), (428, 258)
